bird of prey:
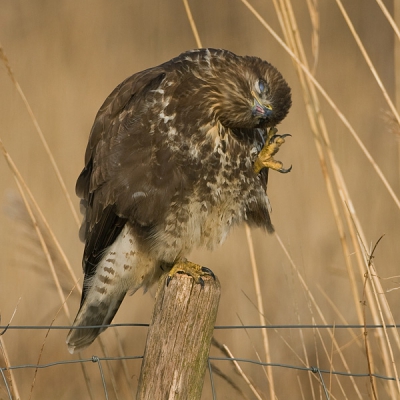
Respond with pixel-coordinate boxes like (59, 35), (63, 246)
(66, 48), (291, 353)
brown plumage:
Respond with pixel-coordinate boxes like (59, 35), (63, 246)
(66, 48), (291, 353)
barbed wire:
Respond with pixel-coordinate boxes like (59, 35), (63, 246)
(1, 323), (399, 400)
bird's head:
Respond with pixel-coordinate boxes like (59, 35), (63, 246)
(199, 50), (292, 130)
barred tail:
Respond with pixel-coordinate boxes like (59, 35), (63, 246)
(66, 291), (126, 354)
(66, 224), (158, 353)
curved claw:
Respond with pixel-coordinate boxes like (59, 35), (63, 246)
(201, 266), (216, 280)
(269, 133), (292, 144)
(166, 270), (184, 286)
(278, 164), (292, 174)
(269, 134), (280, 143)
(166, 262), (215, 287)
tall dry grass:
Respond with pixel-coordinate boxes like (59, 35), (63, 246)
(0, 0), (399, 399)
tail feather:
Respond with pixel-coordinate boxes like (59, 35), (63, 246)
(66, 293), (126, 354)
(66, 224), (159, 353)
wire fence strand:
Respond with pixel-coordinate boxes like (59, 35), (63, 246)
(1, 323), (400, 399)
(1, 323), (398, 331)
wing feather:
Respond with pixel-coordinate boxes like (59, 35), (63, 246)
(77, 66), (180, 280)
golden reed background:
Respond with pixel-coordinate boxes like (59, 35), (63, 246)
(0, 0), (399, 398)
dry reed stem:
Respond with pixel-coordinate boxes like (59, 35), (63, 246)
(362, 239), (400, 395)
(274, 232), (363, 399)
(329, 324), (335, 396)
(240, 295), (308, 366)
(317, 285), (363, 349)
(295, 312), (316, 398)
(297, 375), (306, 400)
(313, 323), (347, 399)
(0, 140), (71, 320)
(0, 300), (22, 400)
(310, 322), (321, 399)
(289, 276), (319, 397)
(275, 10), (375, 390)
(273, 0), (363, 325)
(305, 0), (319, 74)
(0, 337), (18, 400)
(331, 162), (389, 379)
(362, 275), (378, 400)
(334, 0), (400, 125)
(211, 337), (254, 399)
(244, 1), (400, 396)
(333, 335), (363, 358)
(97, 340), (122, 400)
(282, 1), (392, 366)
(0, 141), (102, 398)
(0, 137), (81, 293)
(375, 0), (400, 42)
(76, 353), (96, 400)
(334, 163), (399, 397)
(240, 0), (400, 212)
(182, 0), (202, 48)
(272, 1), (365, 395)
(237, 308), (331, 397)
(289, 0), (380, 327)
(222, 344), (264, 400)
(29, 288), (76, 400)
(341, 0), (400, 356)
(114, 329), (136, 396)
(244, 225), (277, 399)
(0, 44), (80, 226)
(344, 198), (400, 395)
(332, 165), (373, 319)
(240, 294), (330, 396)
(0, 139), (124, 399)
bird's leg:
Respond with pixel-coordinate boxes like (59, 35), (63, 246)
(253, 126), (292, 174)
(166, 258), (215, 287)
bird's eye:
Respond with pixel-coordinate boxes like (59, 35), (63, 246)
(258, 79), (266, 93)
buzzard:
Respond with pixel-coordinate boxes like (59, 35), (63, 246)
(66, 48), (291, 353)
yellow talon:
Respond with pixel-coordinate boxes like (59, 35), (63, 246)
(166, 259), (215, 287)
(253, 127), (292, 174)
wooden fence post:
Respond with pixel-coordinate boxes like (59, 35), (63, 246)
(136, 273), (221, 400)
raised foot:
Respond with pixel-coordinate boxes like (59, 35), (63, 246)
(166, 259), (215, 287)
(253, 126), (292, 174)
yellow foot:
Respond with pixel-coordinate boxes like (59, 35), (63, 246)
(167, 259), (215, 287)
(253, 127), (292, 174)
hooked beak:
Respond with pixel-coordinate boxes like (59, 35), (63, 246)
(251, 91), (273, 118)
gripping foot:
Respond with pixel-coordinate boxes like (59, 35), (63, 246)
(166, 259), (215, 287)
(253, 127), (292, 174)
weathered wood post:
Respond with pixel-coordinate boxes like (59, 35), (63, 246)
(136, 273), (221, 400)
